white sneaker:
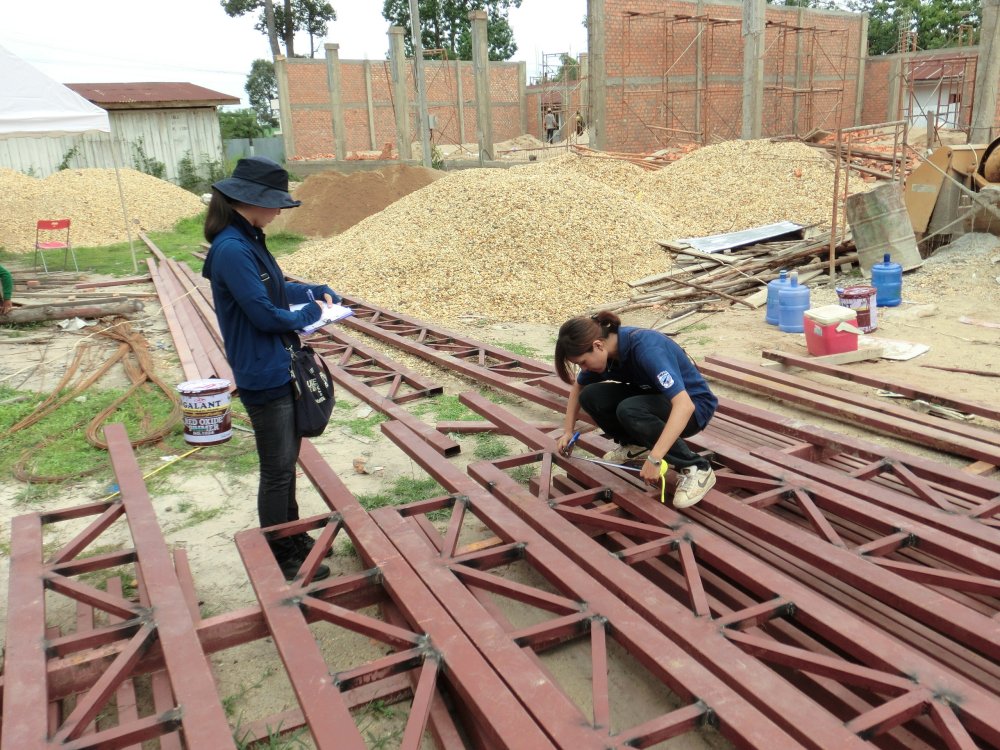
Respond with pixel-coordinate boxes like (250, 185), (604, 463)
(604, 444), (649, 464)
(673, 466), (715, 508)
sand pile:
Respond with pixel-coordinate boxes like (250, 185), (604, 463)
(640, 139), (870, 238)
(283, 168), (673, 325)
(270, 164), (445, 237)
(523, 152), (647, 195)
(0, 168), (203, 251)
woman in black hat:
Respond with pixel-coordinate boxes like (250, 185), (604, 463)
(203, 156), (338, 581)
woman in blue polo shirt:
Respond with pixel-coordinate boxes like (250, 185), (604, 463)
(554, 310), (717, 508)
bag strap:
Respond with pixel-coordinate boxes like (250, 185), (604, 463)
(251, 251), (301, 352)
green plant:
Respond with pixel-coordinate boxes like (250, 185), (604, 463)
(510, 464), (538, 485)
(222, 669), (274, 717)
(177, 151), (226, 195)
(492, 340), (539, 358)
(473, 433), (510, 460)
(336, 410), (387, 439)
(430, 144), (445, 170)
(58, 143), (82, 171)
(411, 394), (478, 422)
(234, 719), (307, 749)
(131, 136), (166, 179)
(355, 476), (444, 511)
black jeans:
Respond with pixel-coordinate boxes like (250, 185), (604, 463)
(579, 382), (710, 470)
(246, 391), (302, 560)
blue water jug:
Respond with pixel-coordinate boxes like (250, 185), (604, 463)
(871, 252), (902, 307)
(765, 269), (790, 325)
(778, 272), (810, 333)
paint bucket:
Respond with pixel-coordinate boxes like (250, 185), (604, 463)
(836, 285), (878, 333)
(845, 183), (923, 276)
(176, 378), (232, 445)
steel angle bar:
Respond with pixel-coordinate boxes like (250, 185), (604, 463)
(379, 421), (810, 750)
(715, 397), (1000, 521)
(147, 259), (199, 381)
(307, 328), (443, 404)
(292, 440), (560, 749)
(701, 357), (1000, 464)
(453, 395), (1000, 748)
(761, 349), (1000, 423)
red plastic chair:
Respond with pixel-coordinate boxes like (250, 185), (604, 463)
(34, 219), (78, 273)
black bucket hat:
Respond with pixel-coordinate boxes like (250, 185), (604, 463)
(212, 156), (301, 209)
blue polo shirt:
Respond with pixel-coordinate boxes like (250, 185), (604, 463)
(578, 327), (718, 429)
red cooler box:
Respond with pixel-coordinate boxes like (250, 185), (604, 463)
(804, 305), (861, 356)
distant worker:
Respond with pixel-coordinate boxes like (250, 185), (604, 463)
(544, 109), (558, 144)
(554, 311), (718, 508)
(574, 110), (585, 137)
(0, 262), (12, 315)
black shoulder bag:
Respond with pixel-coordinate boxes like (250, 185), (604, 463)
(254, 253), (335, 438)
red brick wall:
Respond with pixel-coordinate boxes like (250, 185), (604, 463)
(602, 0), (865, 152)
(283, 57), (522, 159)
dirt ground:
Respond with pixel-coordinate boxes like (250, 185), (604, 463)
(0, 232), (997, 746)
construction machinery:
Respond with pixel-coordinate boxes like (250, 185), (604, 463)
(904, 136), (1000, 251)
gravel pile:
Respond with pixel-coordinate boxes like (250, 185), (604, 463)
(0, 168), (204, 251)
(283, 168), (673, 325)
(642, 139), (871, 238)
(524, 152), (647, 195)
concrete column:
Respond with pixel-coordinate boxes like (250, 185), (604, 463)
(518, 61), (528, 135)
(971, 0), (1000, 141)
(274, 54), (295, 158)
(364, 60), (377, 150)
(742, 0), (765, 139)
(587, 0), (607, 150)
(456, 60), (467, 144)
(579, 53), (589, 113)
(324, 43), (347, 160)
(470, 10), (494, 161)
(695, 1), (705, 140)
(409, 0), (433, 168)
(388, 26), (412, 160)
(792, 7), (804, 134)
(854, 14), (869, 126)
(887, 57), (901, 121)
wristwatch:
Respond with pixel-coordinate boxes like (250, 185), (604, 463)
(646, 455), (663, 465)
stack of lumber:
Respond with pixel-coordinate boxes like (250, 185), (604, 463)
(606, 231), (857, 314)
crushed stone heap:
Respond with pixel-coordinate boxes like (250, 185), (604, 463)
(0, 168), (204, 251)
(283, 167), (673, 326)
(270, 164), (446, 238)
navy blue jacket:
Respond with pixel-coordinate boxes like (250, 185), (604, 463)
(202, 214), (336, 393)
(578, 327), (718, 429)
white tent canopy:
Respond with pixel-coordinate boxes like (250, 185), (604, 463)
(0, 44), (137, 270)
(0, 44), (110, 137)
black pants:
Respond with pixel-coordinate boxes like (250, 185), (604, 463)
(546, 128), (556, 143)
(246, 390), (302, 561)
(579, 382), (709, 470)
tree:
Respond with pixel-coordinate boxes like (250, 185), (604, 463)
(220, 109), (266, 141)
(842, 0), (980, 55)
(382, 0), (522, 61)
(246, 59), (279, 128)
(221, 0), (336, 58)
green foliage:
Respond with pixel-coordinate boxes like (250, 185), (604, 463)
(58, 143), (82, 171)
(411, 394), (478, 422)
(383, 0), (522, 61)
(246, 59), (279, 128)
(473, 433), (510, 460)
(355, 476), (444, 511)
(841, 0), (981, 55)
(431, 144), (445, 170)
(510, 464), (537, 485)
(335, 409), (388, 439)
(177, 151), (226, 195)
(131, 136), (166, 179)
(221, 0), (336, 58)
(543, 53), (581, 83)
(220, 109), (265, 141)
(492, 339), (539, 358)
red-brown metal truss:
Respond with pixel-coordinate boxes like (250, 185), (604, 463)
(448, 395), (1000, 749)
(376, 422), (814, 749)
(2, 423), (235, 749)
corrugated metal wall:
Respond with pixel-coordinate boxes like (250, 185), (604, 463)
(0, 108), (225, 183)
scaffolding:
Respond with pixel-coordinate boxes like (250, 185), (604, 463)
(902, 55), (977, 139)
(535, 52), (589, 146)
(616, 10), (851, 149)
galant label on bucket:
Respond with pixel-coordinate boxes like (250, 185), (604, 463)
(176, 378), (232, 445)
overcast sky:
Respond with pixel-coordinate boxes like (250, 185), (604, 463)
(2, 1), (587, 106)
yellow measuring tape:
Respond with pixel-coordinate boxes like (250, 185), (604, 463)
(657, 459), (670, 504)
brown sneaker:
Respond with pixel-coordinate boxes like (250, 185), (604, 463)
(672, 466), (715, 508)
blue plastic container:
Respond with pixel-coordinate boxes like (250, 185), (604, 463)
(778, 272), (810, 333)
(765, 269), (790, 325)
(871, 252), (902, 307)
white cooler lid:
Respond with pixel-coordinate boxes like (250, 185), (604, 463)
(805, 304), (858, 326)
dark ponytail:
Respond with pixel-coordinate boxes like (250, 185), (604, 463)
(204, 189), (237, 242)
(553, 311), (621, 383)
